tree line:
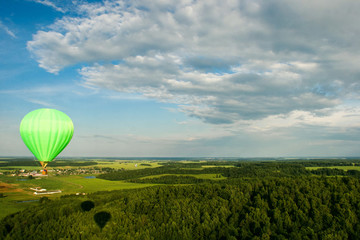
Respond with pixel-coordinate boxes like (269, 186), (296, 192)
(98, 161), (360, 182)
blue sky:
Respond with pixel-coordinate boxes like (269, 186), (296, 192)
(1, 0), (360, 157)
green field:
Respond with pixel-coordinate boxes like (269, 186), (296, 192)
(58, 175), (156, 192)
(4, 175), (155, 194)
(0, 193), (40, 219)
(0, 159), (232, 219)
(0, 159), (164, 220)
(0, 174), (156, 219)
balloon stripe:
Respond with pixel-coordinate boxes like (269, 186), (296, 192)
(36, 109), (45, 161)
(31, 109), (42, 160)
(49, 110), (62, 161)
(43, 109), (50, 161)
(46, 109), (55, 161)
(52, 109), (73, 161)
(47, 111), (57, 161)
(50, 109), (57, 161)
(53, 115), (73, 160)
(20, 112), (37, 159)
(27, 110), (38, 160)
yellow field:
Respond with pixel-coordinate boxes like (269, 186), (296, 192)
(141, 173), (226, 181)
(201, 165), (234, 168)
(306, 166), (360, 171)
(93, 160), (162, 170)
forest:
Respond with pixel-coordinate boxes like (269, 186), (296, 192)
(2, 159), (360, 239)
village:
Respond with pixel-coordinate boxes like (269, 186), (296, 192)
(1, 167), (115, 177)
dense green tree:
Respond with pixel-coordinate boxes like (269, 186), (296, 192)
(3, 160), (360, 239)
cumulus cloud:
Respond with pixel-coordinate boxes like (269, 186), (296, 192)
(27, 0), (360, 126)
(243, 106), (360, 133)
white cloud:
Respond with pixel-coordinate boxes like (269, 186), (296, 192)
(0, 20), (16, 38)
(244, 106), (360, 133)
(32, 0), (65, 13)
(0, 85), (74, 95)
(27, 0), (360, 128)
(26, 98), (56, 107)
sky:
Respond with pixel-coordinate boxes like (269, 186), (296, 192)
(1, 0), (360, 158)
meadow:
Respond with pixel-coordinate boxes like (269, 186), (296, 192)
(0, 159), (162, 219)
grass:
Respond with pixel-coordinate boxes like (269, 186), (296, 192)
(0, 180), (41, 219)
(56, 175), (156, 193)
(0, 193), (40, 219)
(0, 174), (156, 220)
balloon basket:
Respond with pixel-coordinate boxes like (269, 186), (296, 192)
(39, 162), (48, 175)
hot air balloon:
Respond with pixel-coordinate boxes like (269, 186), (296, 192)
(20, 108), (74, 173)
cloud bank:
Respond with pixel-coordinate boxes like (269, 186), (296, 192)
(27, 0), (360, 128)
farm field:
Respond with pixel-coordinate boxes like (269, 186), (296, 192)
(0, 158), (235, 219)
(57, 175), (156, 193)
(0, 158), (234, 219)
(0, 174), (157, 219)
(0, 182), (40, 218)
(0, 159), (165, 219)
(92, 160), (162, 170)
